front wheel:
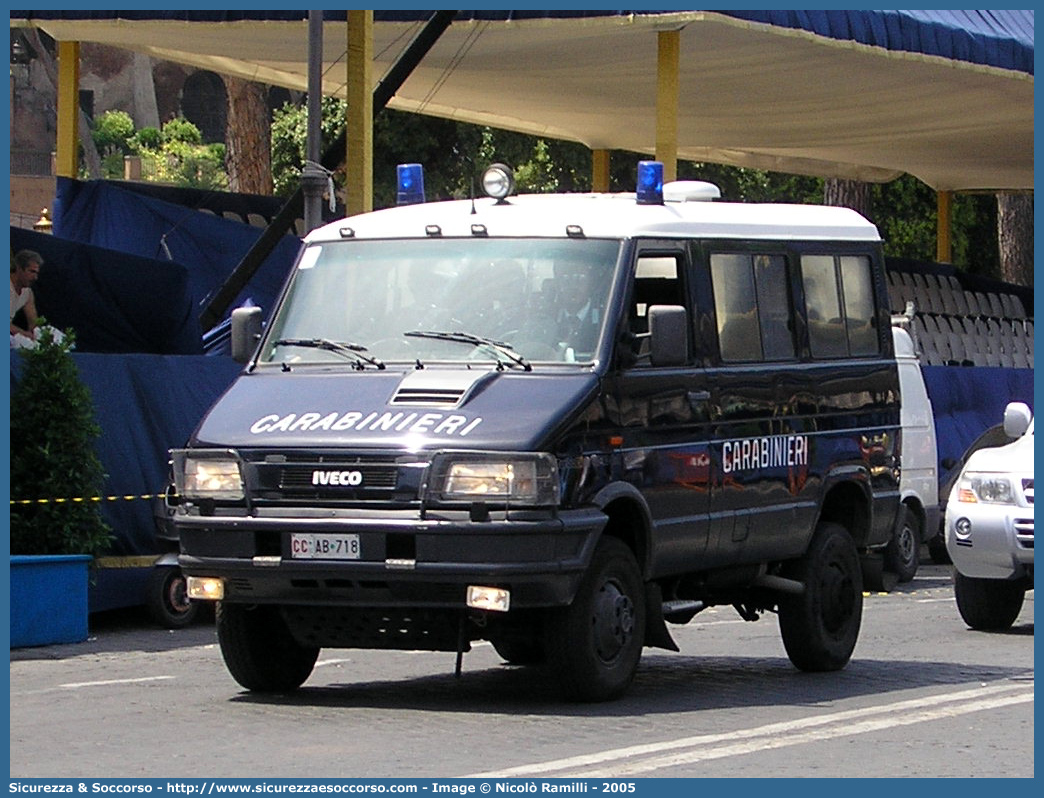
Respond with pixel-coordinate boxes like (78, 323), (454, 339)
(954, 572), (1025, 631)
(778, 523), (863, 672)
(544, 537), (645, 702)
(217, 603), (319, 692)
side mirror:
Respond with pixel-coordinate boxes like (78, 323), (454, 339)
(1002, 401), (1032, 439)
(230, 306), (263, 363)
(648, 305), (689, 367)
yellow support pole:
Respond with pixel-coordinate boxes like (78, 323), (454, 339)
(936, 191), (953, 263)
(55, 41), (80, 178)
(346, 11), (374, 214)
(655, 30), (680, 183)
(591, 149), (610, 192)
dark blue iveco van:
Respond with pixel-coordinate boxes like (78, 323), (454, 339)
(173, 162), (901, 701)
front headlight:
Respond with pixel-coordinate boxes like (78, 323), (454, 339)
(956, 472), (1015, 505)
(425, 452), (559, 507)
(172, 450), (244, 501)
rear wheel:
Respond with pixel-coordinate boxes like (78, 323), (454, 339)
(145, 567), (200, 629)
(778, 523), (863, 672)
(884, 505), (920, 583)
(545, 537), (645, 702)
(217, 603), (319, 692)
(954, 572), (1025, 631)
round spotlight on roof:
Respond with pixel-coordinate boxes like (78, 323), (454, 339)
(482, 163), (516, 201)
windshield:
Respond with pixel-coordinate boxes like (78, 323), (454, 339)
(259, 238), (621, 366)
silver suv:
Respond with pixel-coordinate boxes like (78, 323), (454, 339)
(945, 402), (1034, 630)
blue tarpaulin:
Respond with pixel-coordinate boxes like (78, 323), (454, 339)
(52, 177), (300, 333)
(10, 351), (242, 556)
(922, 365), (1034, 486)
(10, 226), (203, 355)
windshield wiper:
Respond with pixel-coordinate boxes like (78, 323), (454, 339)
(272, 338), (385, 370)
(404, 330), (532, 371)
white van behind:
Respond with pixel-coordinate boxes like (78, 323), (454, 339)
(889, 325), (940, 582)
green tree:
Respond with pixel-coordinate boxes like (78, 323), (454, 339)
(10, 327), (113, 557)
(91, 109), (136, 154)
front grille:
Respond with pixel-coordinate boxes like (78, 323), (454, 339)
(1023, 478), (1033, 505)
(280, 465), (398, 490)
(245, 450), (428, 504)
(1014, 517), (1034, 549)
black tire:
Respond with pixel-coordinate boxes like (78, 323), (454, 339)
(491, 636), (545, 666)
(778, 523), (863, 672)
(145, 567), (200, 629)
(928, 533), (951, 565)
(216, 603), (319, 692)
(544, 537), (645, 702)
(953, 572), (1025, 631)
(884, 505), (920, 583)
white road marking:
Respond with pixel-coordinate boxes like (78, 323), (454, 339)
(59, 675), (175, 689)
(464, 681), (1033, 778)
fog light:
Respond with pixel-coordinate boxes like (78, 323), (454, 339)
(467, 585), (510, 612)
(954, 517), (972, 540)
(187, 576), (225, 601)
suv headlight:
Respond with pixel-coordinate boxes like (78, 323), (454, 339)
(172, 450), (244, 501)
(425, 452), (559, 507)
(956, 472), (1015, 505)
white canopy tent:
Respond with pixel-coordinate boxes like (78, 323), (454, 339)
(10, 9), (1034, 192)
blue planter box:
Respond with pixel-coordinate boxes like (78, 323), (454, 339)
(10, 555), (92, 648)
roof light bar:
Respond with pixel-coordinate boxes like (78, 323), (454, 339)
(396, 163), (426, 206)
(636, 160), (664, 205)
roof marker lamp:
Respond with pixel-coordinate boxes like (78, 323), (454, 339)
(482, 163), (516, 202)
(636, 160), (664, 205)
(396, 163), (426, 205)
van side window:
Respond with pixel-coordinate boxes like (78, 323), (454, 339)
(801, 254), (879, 358)
(627, 254), (687, 365)
(710, 253), (795, 362)
(630, 255), (684, 335)
(839, 256), (878, 355)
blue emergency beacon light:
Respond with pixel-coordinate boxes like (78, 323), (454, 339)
(636, 160), (664, 205)
(396, 163), (426, 205)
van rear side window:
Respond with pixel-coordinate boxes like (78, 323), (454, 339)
(711, 253), (795, 363)
(801, 254), (879, 358)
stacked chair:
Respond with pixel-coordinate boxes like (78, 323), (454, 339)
(887, 270), (1033, 369)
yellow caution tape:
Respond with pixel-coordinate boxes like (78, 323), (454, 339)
(10, 493), (175, 505)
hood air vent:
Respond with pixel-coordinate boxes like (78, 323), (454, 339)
(390, 369), (494, 408)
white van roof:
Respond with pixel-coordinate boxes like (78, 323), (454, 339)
(307, 192), (882, 244)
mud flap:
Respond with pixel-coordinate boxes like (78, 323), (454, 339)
(643, 582), (679, 651)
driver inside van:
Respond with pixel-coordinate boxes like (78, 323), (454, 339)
(552, 258), (603, 358)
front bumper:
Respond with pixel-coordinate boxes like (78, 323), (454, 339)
(945, 505), (1034, 580)
(176, 506), (607, 610)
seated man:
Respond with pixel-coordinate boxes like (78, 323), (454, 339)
(10, 249), (42, 348)
(551, 258), (604, 359)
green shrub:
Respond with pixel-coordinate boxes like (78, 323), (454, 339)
(10, 327), (113, 557)
(161, 116), (203, 146)
(130, 126), (163, 152)
(92, 110), (135, 154)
